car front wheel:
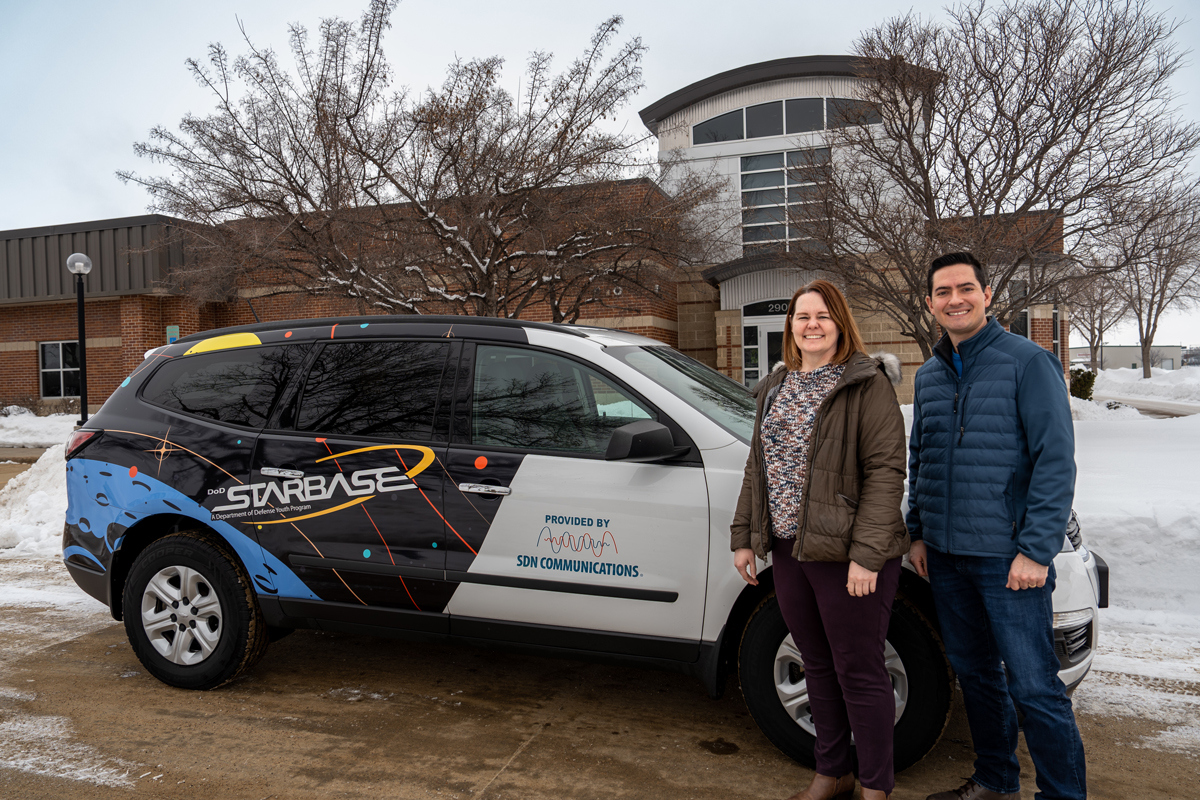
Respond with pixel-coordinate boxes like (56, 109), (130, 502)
(123, 532), (269, 690)
(738, 593), (952, 772)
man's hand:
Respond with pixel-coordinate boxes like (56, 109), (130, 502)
(847, 561), (878, 597)
(1007, 552), (1049, 590)
(908, 540), (928, 577)
(734, 548), (758, 586)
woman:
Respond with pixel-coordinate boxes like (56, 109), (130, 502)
(732, 280), (908, 800)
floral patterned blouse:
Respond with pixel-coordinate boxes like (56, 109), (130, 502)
(761, 363), (846, 540)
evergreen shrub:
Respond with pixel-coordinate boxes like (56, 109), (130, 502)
(1069, 365), (1096, 401)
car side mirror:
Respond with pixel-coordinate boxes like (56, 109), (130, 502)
(605, 420), (690, 462)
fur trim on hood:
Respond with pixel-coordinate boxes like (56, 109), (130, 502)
(871, 352), (902, 385)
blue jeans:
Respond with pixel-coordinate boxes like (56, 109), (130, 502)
(926, 548), (1086, 800)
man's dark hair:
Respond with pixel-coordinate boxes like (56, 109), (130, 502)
(927, 252), (988, 296)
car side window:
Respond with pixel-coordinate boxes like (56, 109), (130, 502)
(141, 344), (310, 428)
(293, 340), (450, 440)
(472, 345), (652, 454)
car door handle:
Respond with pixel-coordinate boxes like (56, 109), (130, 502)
(261, 467), (305, 479)
(457, 482), (511, 496)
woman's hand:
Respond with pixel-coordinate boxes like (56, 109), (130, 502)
(734, 548), (758, 586)
(846, 560), (877, 596)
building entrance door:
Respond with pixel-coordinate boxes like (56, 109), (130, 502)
(742, 304), (788, 386)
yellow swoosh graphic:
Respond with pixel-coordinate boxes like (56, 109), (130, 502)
(316, 444), (435, 478)
(249, 495), (374, 525)
(184, 332), (263, 355)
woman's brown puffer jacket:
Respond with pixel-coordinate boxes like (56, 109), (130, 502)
(730, 351), (909, 573)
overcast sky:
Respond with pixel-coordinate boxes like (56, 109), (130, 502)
(1, 0), (1197, 346)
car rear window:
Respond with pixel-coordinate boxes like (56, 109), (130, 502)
(141, 345), (310, 428)
(293, 340), (451, 440)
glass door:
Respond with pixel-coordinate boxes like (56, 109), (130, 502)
(742, 310), (788, 386)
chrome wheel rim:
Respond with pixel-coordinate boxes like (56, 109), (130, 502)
(774, 634), (909, 736)
(139, 565), (223, 665)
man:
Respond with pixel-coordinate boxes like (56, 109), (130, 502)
(907, 252), (1086, 800)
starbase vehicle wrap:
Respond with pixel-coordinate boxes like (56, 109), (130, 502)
(62, 316), (1109, 771)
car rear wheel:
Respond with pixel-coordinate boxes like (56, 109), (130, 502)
(738, 592), (952, 772)
(123, 532), (269, 690)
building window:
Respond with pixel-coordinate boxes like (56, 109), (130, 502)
(1007, 281), (1030, 340)
(740, 148), (830, 249)
(693, 97), (880, 145)
(693, 109), (744, 143)
(826, 98), (883, 127)
(745, 101), (784, 138)
(785, 98), (824, 133)
(40, 341), (80, 398)
(1052, 306), (1061, 360)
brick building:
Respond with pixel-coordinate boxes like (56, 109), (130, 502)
(0, 212), (690, 412)
(2, 55), (1071, 412)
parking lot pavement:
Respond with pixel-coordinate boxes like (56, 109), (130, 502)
(0, 576), (1195, 800)
(0, 447), (44, 494)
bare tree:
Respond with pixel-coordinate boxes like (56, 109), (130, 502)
(1105, 182), (1200, 378)
(789, 0), (1199, 359)
(120, 1), (724, 318)
(1066, 267), (1129, 369)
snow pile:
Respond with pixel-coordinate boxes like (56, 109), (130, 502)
(0, 444), (67, 556)
(0, 409), (76, 448)
(1094, 367), (1200, 404)
(1069, 396), (1143, 421)
(1071, 414), (1200, 622)
(1070, 414), (1200, 750)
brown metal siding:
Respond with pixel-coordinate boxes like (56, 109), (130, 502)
(0, 215), (183, 304)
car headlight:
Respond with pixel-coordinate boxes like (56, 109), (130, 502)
(1053, 608), (1094, 629)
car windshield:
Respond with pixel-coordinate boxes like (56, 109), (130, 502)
(610, 346), (756, 443)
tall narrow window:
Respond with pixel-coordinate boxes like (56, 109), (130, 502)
(1052, 306), (1061, 359)
(40, 341), (80, 398)
(741, 148), (830, 251)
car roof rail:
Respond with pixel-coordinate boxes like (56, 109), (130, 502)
(172, 314), (592, 344)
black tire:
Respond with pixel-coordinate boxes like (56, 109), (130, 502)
(738, 592), (952, 772)
(122, 532), (269, 690)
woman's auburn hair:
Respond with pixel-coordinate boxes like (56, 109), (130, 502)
(782, 279), (867, 371)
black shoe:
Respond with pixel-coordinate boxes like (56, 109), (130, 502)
(926, 778), (1019, 800)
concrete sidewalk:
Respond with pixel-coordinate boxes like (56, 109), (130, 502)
(0, 447), (47, 464)
(0, 448), (45, 491)
(1092, 393), (1200, 418)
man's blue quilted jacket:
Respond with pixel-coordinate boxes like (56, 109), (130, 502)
(905, 317), (1075, 565)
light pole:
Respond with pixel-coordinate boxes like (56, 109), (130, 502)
(66, 253), (92, 425)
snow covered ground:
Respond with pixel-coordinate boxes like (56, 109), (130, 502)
(0, 407), (77, 449)
(0, 407), (1198, 760)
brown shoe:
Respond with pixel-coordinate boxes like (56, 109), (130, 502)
(860, 790), (890, 800)
(785, 772), (855, 800)
(926, 778), (1019, 800)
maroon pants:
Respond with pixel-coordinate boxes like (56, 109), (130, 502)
(771, 536), (902, 793)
